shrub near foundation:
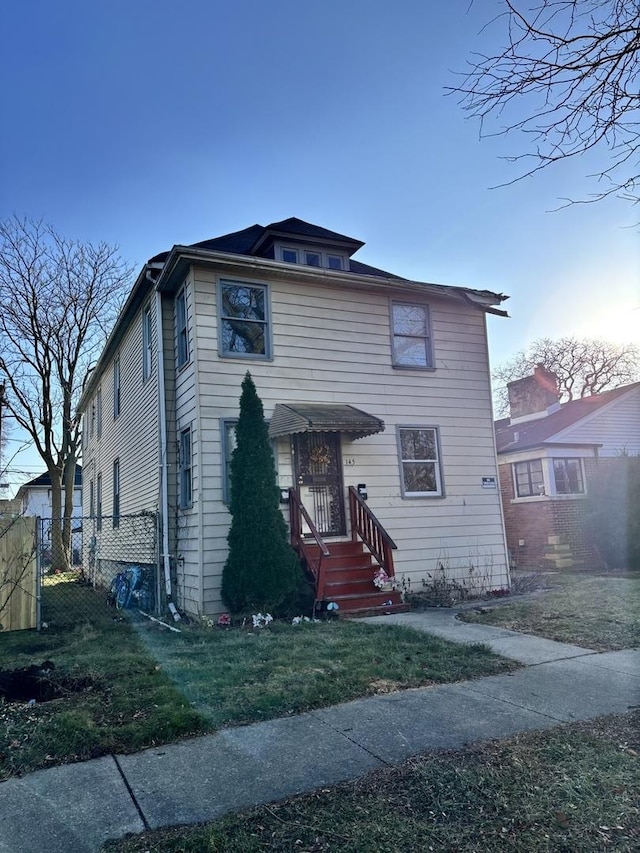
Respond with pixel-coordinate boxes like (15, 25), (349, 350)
(221, 373), (304, 615)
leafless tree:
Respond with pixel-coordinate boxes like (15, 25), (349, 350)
(454, 1), (640, 201)
(0, 217), (132, 571)
(493, 335), (640, 414)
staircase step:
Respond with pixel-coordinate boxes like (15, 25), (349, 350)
(323, 566), (379, 583)
(324, 579), (381, 597)
(341, 602), (411, 618)
(322, 590), (405, 612)
(321, 554), (374, 571)
(306, 540), (365, 557)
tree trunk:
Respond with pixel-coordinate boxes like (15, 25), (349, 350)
(49, 468), (71, 573)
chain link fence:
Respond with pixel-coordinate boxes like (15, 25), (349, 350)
(37, 513), (161, 628)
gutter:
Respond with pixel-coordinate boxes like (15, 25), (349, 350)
(155, 245), (509, 310)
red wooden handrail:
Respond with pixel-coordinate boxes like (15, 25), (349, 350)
(288, 488), (329, 610)
(348, 486), (397, 577)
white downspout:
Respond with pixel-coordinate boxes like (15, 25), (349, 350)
(153, 282), (176, 611)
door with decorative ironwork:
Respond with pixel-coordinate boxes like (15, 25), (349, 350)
(293, 432), (345, 536)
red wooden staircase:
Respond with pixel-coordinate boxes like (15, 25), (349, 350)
(289, 486), (410, 617)
(305, 540), (408, 616)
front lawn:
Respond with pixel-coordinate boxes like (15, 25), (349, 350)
(460, 572), (640, 651)
(106, 711), (640, 852)
(0, 609), (516, 780)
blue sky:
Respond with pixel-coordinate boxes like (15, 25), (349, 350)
(1, 0), (638, 492)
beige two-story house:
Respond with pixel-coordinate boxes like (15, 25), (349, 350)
(78, 218), (510, 618)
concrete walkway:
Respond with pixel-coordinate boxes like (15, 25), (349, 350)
(1, 611), (638, 852)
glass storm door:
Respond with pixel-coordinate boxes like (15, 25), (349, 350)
(293, 432), (345, 536)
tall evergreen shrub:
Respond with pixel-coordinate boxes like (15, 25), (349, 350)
(221, 372), (303, 613)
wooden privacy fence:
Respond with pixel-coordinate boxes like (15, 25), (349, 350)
(0, 516), (37, 631)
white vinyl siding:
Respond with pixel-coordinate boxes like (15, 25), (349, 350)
(80, 297), (160, 533)
(551, 387), (640, 456)
(187, 266), (508, 616)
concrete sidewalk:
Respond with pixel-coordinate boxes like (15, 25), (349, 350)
(1, 611), (638, 852)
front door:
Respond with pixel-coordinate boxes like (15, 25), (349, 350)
(293, 432), (345, 536)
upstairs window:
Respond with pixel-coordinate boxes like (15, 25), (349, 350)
(219, 281), (270, 359)
(176, 288), (189, 368)
(278, 246), (347, 271)
(391, 301), (434, 368)
(179, 427), (193, 509)
(143, 306), (153, 381)
(553, 458), (585, 495)
(96, 388), (102, 439)
(397, 426), (443, 497)
(513, 459), (544, 497)
(113, 355), (121, 418)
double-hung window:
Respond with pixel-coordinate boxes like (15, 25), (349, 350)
(176, 288), (189, 368)
(112, 459), (120, 527)
(179, 427), (193, 509)
(96, 388), (102, 439)
(113, 355), (121, 418)
(552, 458), (585, 494)
(391, 301), (433, 368)
(219, 280), (270, 359)
(513, 459), (545, 497)
(397, 427), (443, 497)
(143, 306), (153, 381)
(96, 473), (103, 532)
(89, 479), (94, 518)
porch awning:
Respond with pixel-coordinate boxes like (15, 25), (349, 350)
(268, 403), (384, 440)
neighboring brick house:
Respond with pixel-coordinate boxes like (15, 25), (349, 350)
(495, 367), (640, 569)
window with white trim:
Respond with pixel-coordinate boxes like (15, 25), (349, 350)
(513, 459), (545, 497)
(113, 354), (121, 418)
(143, 306), (153, 381)
(96, 388), (102, 439)
(222, 419), (277, 505)
(176, 288), (189, 368)
(391, 301), (434, 368)
(222, 420), (237, 505)
(179, 427), (193, 509)
(112, 459), (120, 527)
(96, 473), (102, 532)
(278, 246), (347, 270)
(553, 458), (585, 494)
(397, 427), (443, 497)
(219, 281), (270, 358)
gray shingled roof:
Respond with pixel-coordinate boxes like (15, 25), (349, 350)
(495, 383), (640, 453)
(148, 218), (401, 278)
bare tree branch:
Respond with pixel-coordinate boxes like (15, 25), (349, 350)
(0, 216), (132, 570)
(493, 335), (640, 415)
(452, 1), (640, 202)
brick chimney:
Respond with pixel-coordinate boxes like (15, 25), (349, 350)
(507, 364), (559, 421)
